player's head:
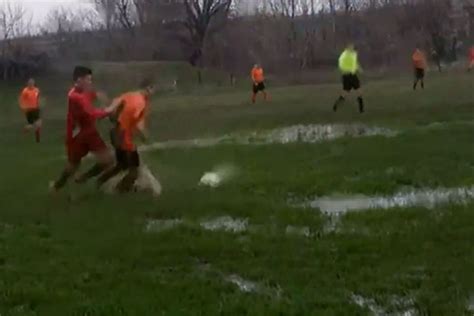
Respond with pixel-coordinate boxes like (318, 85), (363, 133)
(347, 43), (355, 50)
(254, 63), (260, 69)
(27, 78), (35, 88)
(73, 66), (93, 90)
(140, 78), (156, 96)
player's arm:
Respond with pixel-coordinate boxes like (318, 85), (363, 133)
(18, 91), (26, 110)
(80, 97), (113, 119)
(136, 119), (148, 142)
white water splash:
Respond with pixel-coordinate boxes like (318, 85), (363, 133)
(200, 216), (248, 233)
(101, 165), (162, 197)
(139, 124), (396, 151)
(307, 187), (474, 215)
(144, 219), (183, 233)
(467, 294), (474, 315)
(226, 274), (259, 293)
(199, 164), (237, 188)
(285, 225), (312, 237)
(351, 294), (417, 316)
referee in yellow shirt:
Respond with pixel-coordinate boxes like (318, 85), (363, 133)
(333, 43), (365, 113)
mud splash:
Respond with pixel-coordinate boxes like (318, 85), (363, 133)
(307, 186), (474, 215)
(139, 124), (396, 151)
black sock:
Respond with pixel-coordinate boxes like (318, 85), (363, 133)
(333, 96), (344, 111)
(413, 81), (417, 90)
(357, 97), (364, 113)
(54, 169), (73, 190)
(421, 81), (424, 89)
(76, 163), (107, 183)
(97, 164), (124, 187)
(117, 169), (139, 193)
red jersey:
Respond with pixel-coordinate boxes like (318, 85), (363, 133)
(66, 87), (108, 143)
(469, 47), (474, 61)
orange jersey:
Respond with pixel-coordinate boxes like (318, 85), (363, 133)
(412, 50), (427, 69)
(117, 92), (149, 151)
(19, 87), (40, 111)
(251, 67), (264, 83)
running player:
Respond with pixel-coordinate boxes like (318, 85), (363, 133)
(19, 78), (42, 142)
(333, 43), (365, 113)
(50, 66), (118, 192)
(412, 47), (427, 90)
(97, 79), (156, 193)
(251, 64), (268, 103)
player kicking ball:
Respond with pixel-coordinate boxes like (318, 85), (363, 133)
(50, 66), (119, 193)
(19, 78), (42, 143)
(333, 43), (365, 113)
(97, 79), (156, 193)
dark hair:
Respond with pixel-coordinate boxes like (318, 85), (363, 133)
(139, 77), (154, 89)
(73, 66), (92, 81)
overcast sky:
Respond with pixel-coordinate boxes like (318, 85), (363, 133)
(2, 0), (94, 25)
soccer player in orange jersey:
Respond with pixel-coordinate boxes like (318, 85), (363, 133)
(412, 48), (427, 90)
(251, 64), (268, 103)
(19, 78), (42, 142)
(97, 79), (156, 192)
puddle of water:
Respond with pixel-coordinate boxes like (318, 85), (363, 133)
(261, 124), (396, 144)
(225, 274), (259, 293)
(101, 165), (162, 197)
(307, 187), (474, 215)
(139, 124), (396, 151)
(351, 294), (417, 316)
(285, 225), (312, 237)
(467, 294), (474, 314)
(200, 216), (248, 233)
(145, 219), (183, 233)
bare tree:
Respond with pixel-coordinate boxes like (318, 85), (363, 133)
(183, 0), (232, 83)
(95, 0), (117, 30)
(0, 1), (30, 79)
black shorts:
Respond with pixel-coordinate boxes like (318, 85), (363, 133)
(25, 109), (40, 125)
(115, 148), (140, 169)
(415, 68), (425, 79)
(253, 82), (265, 93)
(342, 74), (361, 91)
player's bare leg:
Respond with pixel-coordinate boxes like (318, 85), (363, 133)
(34, 119), (42, 143)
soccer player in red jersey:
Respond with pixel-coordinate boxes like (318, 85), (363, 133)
(50, 66), (119, 192)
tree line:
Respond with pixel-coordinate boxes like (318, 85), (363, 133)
(0, 0), (471, 81)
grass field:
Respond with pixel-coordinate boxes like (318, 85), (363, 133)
(0, 65), (473, 315)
